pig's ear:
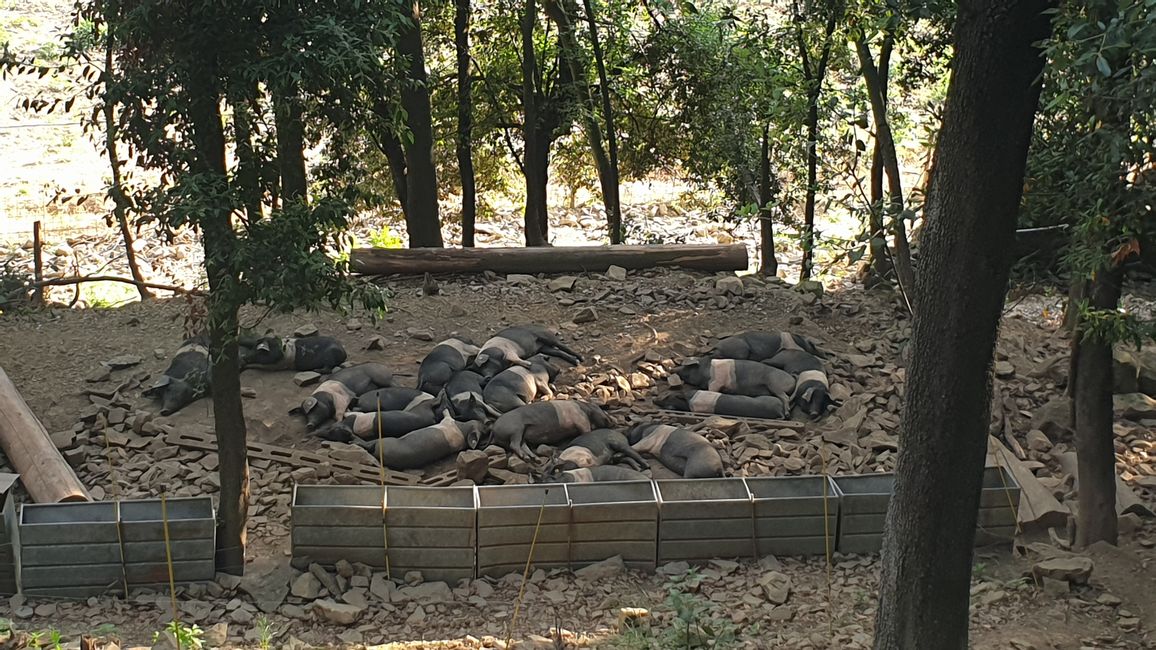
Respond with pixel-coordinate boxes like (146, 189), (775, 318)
(474, 352), (490, 366)
(300, 397), (319, 415)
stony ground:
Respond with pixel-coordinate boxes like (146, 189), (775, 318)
(0, 267), (1155, 649)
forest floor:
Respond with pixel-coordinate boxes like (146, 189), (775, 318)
(0, 267), (1154, 649)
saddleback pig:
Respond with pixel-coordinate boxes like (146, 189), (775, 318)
(765, 349), (837, 416)
(242, 335), (347, 373)
(352, 411), (486, 470)
(482, 354), (559, 413)
(655, 389), (787, 419)
(144, 335), (211, 416)
(291, 362), (393, 430)
(540, 464), (649, 483)
(491, 400), (612, 460)
(473, 325), (582, 378)
(712, 331), (820, 362)
(418, 337), (481, 395)
(675, 358), (795, 405)
(556, 429), (647, 470)
(627, 423), (724, 479)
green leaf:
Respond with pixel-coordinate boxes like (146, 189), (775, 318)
(1095, 54), (1111, 76)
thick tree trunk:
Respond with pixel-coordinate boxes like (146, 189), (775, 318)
(101, 15), (151, 301)
(872, 1), (1053, 648)
(1072, 267), (1123, 546)
(520, 0), (549, 246)
(186, 63), (250, 576)
(398, 0), (444, 248)
(580, 0), (622, 243)
(369, 121), (411, 223)
(455, 0), (477, 247)
(758, 125), (778, 276)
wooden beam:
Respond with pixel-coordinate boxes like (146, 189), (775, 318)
(0, 366), (91, 503)
(987, 436), (1069, 531)
(350, 243), (749, 276)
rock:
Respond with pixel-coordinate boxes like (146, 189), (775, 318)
(573, 307), (598, 324)
(456, 450), (490, 484)
(606, 265), (627, 281)
(1113, 348), (1141, 393)
(34, 603), (57, 617)
(328, 445), (377, 465)
(1031, 397), (1072, 439)
(290, 572), (323, 600)
(406, 605), (426, 624)
(293, 324), (319, 337)
(346, 319), (363, 331)
(508, 455), (531, 474)
(547, 276), (578, 292)
(715, 276), (744, 296)
(309, 563), (341, 597)
(370, 573), (394, 601)
(335, 559), (355, 579)
(994, 361), (1015, 379)
(50, 430), (77, 450)
(1098, 593), (1123, 606)
(237, 557), (294, 613)
(105, 355), (143, 369)
(216, 572), (243, 591)
(204, 622), (228, 647)
(859, 430), (898, 451)
(294, 371), (322, 387)
(405, 570), (423, 585)
(366, 335), (387, 351)
(312, 599), (364, 626)
(506, 273), (536, 285)
(341, 588), (368, 608)
(397, 581), (453, 603)
(759, 571), (791, 605)
(240, 386), (257, 398)
(407, 327), (434, 341)
(795, 279), (824, 297)
(86, 367), (112, 383)
(1026, 429), (1052, 453)
(1114, 393), (1156, 421)
(290, 467), (317, 483)
(1031, 556), (1093, 585)
(574, 555), (625, 581)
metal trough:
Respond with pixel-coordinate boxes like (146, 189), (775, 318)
(656, 478), (754, 563)
(476, 484), (570, 578)
(0, 479), (18, 596)
(746, 475), (839, 557)
(833, 473), (894, 554)
(975, 466), (1021, 546)
(566, 480), (658, 573)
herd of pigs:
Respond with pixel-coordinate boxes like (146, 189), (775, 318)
(142, 325), (836, 483)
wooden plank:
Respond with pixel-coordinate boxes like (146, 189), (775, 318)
(1052, 450), (1154, 518)
(988, 436), (1070, 530)
(166, 430), (420, 485)
(655, 410), (807, 431)
(350, 243), (749, 276)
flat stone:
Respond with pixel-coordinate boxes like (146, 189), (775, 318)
(87, 367), (112, 383)
(370, 573), (394, 601)
(795, 280), (824, 297)
(204, 622), (228, 647)
(366, 336), (387, 351)
(1032, 556), (1093, 585)
(994, 361), (1015, 378)
(1115, 393), (1156, 421)
(715, 276), (744, 296)
(397, 581), (453, 603)
(506, 274), (536, 286)
(574, 555), (625, 582)
(309, 563), (341, 596)
(456, 450), (490, 484)
(50, 430), (77, 450)
(547, 276), (578, 292)
(341, 588), (369, 608)
(105, 355), (143, 369)
(312, 599), (364, 626)
(237, 557), (294, 613)
(573, 307), (598, 324)
(294, 371), (321, 387)
(606, 265), (627, 281)
(658, 561), (690, 577)
(1026, 429), (1052, 452)
(759, 571), (791, 605)
(290, 572), (323, 600)
(240, 386), (257, 398)
(293, 324), (320, 337)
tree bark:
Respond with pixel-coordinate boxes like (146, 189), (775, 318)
(758, 125), (778, 276)
(795, 0), (840, 282)
(865, 36), (893, 286)
(873, 1), (1054, 647)
(350, 242), (749, 274)
(368, 118), (411, 223)
(232, 88), (263, 221)
(102, 7), (151, 301)
(580, 0), (622, 243)
(186, 61), (250, 576)
(455, 0), (477, 247)
(273, 87), (307, 203)
(1072, 267), (1123, 547)
(398, 0), (444, 248)
(520, 0), (549, 246)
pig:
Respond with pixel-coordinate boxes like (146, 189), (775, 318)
(765, 349), (837, 416)
(242, 335), (347, 373)
(352, 387), (433, 412)
(627, 423), (724, 479)
(316, 401), (441, 443)
(540, 464), (650, 483)
(440, 370), (501, 422)
(290, 362), (393, 430)
(418, 338), (481, 394)
(556, 429), (648, 470)
(491, 400), (613, 460)
(351, 412), (487, 470)
(674, 358), (795, 404)
(711, 331), (820, 362)
(473, 325), (582, 378)
(482, 354), (559, 413)
(143, 335), (211, 416)
(655, 389), (788, 419)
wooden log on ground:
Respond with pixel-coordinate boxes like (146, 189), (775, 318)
(0, 366), (91, 503)
(987, 436), (1068, 531)
(1053, 451), (1154, 518)
(350, 243), (748, 276)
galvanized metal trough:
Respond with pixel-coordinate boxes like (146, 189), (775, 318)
(18, 497), (215, 598)
(476, 484), (570, 578)
(290, 484), (477, 583)
(566, 480), (658, 573)
(0, 482), (18, 597)
(975, 466), (1021, 546)
(833, 472), (894, 554)
(656, 478), (754, 563)
(746, 475), (839, 557)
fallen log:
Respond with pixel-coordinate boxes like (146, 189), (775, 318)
(987, 436), (1069, 531)
(0, 366), (92, 503)
(1053, 451), (1154, 518)
(350, 243), (749, 276)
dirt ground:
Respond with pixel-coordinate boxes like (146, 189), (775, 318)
(0, 270), (1154, 649)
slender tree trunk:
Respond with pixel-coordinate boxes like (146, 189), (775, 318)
(273, 87), (307, 203)
(865, 37), (893, 286)
(580, 0), (622, 243)
(186, 62), (249, 577)
(856, 37), (916, 300)
(758, 125), (778, 276)
(455, 0), (477, 247)
(1072, 267), (1123, 546)
(520, 0), (549, 246)
(368, 117), (411, 223)
(101, 8), (151, 301)
(398, 0), (444, 248)
(232, 91), (263, 221)
(872, 1), (1053, 647)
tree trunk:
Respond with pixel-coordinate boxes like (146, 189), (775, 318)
(455, 0), (477, 247)
(186, 62), (250, 576)
(872, 1), (1054, 647)
(101, 9), (151, 301)
(398, 0), (444, 248)
(233, 88), (263, 221)
(273, 86), (307, 203)
(758, 125), (778, 276)
(865, 36), (893, 286)
(1072, 267), (1123, 547)
(369, 119), (411, 223)
(520, 0), (549, 246)
(856, 37), (916, 300)
(580, 0), (622, 244)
